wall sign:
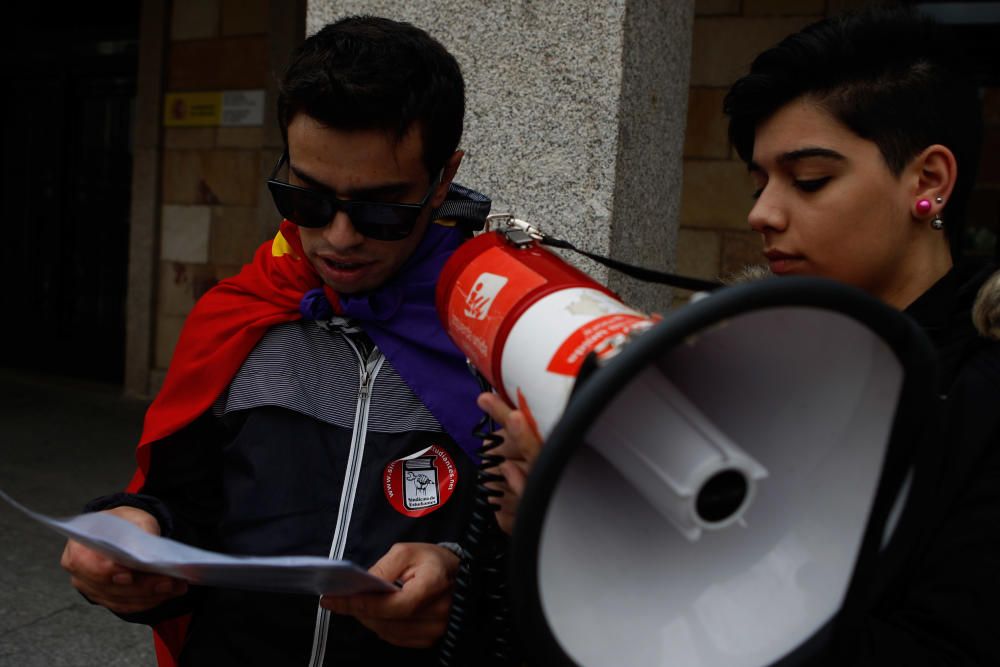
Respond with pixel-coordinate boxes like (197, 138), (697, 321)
(163, 89), (265, 127)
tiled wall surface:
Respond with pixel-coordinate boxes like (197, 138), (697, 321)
(152, 0), (273, 387)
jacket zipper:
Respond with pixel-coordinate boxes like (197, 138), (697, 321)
(307, 335), (384, 667)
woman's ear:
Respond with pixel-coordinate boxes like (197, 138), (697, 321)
(911, 143), (958, 205)
(431, 150), (464, 207)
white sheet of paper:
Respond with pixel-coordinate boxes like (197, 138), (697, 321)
(0, 489), (395, 596)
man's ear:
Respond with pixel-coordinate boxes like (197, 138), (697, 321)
(430, 150), (464, 207)
(910, 143), (958, 207)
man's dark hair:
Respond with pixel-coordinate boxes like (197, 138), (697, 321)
(724, 7), (982, 256)
(277, 16), (465, 176)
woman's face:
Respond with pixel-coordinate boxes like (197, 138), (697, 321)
(748, 98), (922, 305)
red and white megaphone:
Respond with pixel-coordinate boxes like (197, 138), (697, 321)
(436, 222), (652, 438)
(436, 220), (767, 541)
(437, 218), (937, 667)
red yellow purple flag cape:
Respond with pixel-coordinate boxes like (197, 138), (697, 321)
(127, 220), (325, 493)
(125, 200), (488, 664)
(127, 220), (328, 666)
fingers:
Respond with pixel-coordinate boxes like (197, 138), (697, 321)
(327, 543), (456, 617)
(477, 391), (513, 426)
(366, 542), (436, 586)
(478, 392), (542, 465)
(491, 427), (525, 462)
(499, 459), (529, 497)
(103, 506), (161, 535)
(490, 475), (519, 535)
(320, 543), (458, 647)
(504, 411), (542, 464)
(61, 535), (187, 615)
(71, 571), (188, 615)
(320, 593), (450, 648)
(478, 391), (541, 535)
(489, 459), (530, 535)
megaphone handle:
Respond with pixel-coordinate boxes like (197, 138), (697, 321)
(437, 368), (519, 666)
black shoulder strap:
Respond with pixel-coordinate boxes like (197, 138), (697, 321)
(539, 236), (722, 293)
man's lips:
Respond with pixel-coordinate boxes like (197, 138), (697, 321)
(319, 256), (372, 270)
(313, 254), (377, 283)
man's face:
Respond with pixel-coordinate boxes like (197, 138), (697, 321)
(286, 114), (458, 294)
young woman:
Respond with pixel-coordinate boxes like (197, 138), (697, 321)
(485, 6), (1000, 664)
(720, 7), (1000, 664)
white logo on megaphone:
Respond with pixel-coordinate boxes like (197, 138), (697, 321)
(464, 272), (509, 320)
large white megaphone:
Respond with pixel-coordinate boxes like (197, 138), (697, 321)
(436, 224), (938, 666)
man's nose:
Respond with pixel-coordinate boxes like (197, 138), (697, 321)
(321, 210), (365, 250)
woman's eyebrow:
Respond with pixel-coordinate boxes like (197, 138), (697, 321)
(778, 147), (846, 164)
(749, 147), (847, 173)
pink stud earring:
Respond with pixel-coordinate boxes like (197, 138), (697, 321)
(916, 198), (933, 215)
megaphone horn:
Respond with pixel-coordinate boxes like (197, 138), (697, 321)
(437, 221), (938, 667)
(516, 279), (935, 667)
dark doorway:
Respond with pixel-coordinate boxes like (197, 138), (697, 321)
(0, 4), (139, 384)
(0, 0), (139, 383)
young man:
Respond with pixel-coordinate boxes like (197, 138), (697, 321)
(60, 16), (491, 666)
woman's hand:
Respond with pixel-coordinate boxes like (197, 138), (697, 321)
(478, 392), (543, 535)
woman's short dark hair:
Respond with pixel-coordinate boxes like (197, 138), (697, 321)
(724, 7), (982, 256)
(277, 16), (465, 176)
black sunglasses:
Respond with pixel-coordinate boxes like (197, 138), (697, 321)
(266, 151), (441, 241)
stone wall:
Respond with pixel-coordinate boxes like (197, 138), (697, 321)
(153, 0), (271, 382)
(307, 0), (693, 313)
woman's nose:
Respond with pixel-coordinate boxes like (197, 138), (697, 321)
(747, 189), (788, 234)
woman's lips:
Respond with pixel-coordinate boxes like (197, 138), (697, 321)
(763, 250), (803, 274)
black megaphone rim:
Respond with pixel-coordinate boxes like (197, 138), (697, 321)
(509, 275), (939, 667)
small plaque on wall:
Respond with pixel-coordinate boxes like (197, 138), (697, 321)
(164, 90), (265, 127)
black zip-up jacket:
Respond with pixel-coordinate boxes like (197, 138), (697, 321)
(94, 319), (478, 666)
(849, 261), (1000, 665)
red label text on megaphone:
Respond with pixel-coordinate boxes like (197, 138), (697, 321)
(437, 231), (654, 439)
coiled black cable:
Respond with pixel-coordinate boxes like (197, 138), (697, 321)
(437, 372), (518, 667)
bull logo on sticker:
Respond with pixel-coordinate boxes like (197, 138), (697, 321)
(464, 273), (509, 320)
(404, 457), (439, 510)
